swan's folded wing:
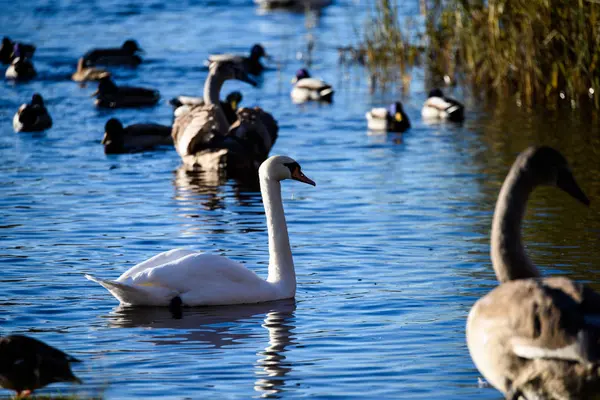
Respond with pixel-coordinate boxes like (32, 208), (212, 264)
(172, 104), (226, 157)
(117, 248), (199, 281)
(129, 253), (263, 293)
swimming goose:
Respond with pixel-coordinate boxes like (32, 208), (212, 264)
(365, 102), (410, 132)
(72, 57), (110, 82)
(92, 76), (160, 108)
(102, 118), (172, 154)
(207, 44), (270, 76)
(0, 334), (81, 397)
(82, 39), (143, 67)
(1, 37), (35, 64)
(85, 155), (315, 306)
(13, 93), (52, 132)
(5, 56), (36, 81)
(170, 91), (243, 125)
(466, 146), (600, 400)
(421, 88), (465, 122)
(290, 68), (334, 103)
(172, 61), (256, 160)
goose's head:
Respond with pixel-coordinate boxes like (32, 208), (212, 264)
(388, 102), (406, 122)
(292, 68), (310, 84)
(428, 88), (444, 98)
(102, 118), (124, 145)
(92, 76), (118, 97)
(209, 61), (257, 87)
(31, 93), (44, 107)
(250, 44), (269, 60)
(259, 155), (316, 186)
(225, 91), (243, 111)
(122, 39), (143, 54)
(518, 146), (590, 206)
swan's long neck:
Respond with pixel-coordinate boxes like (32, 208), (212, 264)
(203, 70), (229, 131)
(491, 164), (540, 283)
(261, 175), (296, 295)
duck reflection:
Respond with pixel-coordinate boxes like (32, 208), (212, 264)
(173, 164), (260, 212)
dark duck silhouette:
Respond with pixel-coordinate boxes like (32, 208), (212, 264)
(83, 39), (143, 67)
(1, 37), (35, 64)
(102, 118), (172, 154)
(13, 93), (52, 132)
(207, 44), (270, 76)
(0, 335), (81, 397)
(92, 76), (160, 108)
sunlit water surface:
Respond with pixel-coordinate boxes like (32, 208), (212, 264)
(1, 0), (600, 398)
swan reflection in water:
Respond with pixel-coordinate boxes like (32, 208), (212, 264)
(173, 164), (261, 212)
(107, 300), (297, 397)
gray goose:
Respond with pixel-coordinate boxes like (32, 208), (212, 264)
(466, 146), (600, 400)
(0, 335), (81, 397)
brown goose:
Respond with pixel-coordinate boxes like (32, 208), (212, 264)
(102, 118), (172, 154)
(0, 335), (81, 397)
(466, 146), (600, 400)
(172, 61), (256, 160)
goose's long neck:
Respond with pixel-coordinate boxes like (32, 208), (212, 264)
(491, 165), (540, 283)
(261, 175), (295, 294)
(203, 70), (229, 131)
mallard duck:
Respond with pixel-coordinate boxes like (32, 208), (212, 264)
(13, 93), (52, 132)
(207, 44), (270, 76)
(0, 334), (81, 397)
(72, 57), (110, 82)
(290, 68), (334, 103)
(5, 56), (36, 81)
(467, 146), (600, 399)
(421, 88), (465, 122)
(83, 39), (143, 67)
(0, 37), (35, 64)
(92, 76), (160, 108)
(102, 118), (172, 154)
(170, 91), (243, 124)
(365, 102), (410, 133)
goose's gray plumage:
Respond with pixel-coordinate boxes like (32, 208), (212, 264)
(93, 76), (160, 108)
(466, 146), (600, 400)
(72, 57), (110, 82)
(83, 39), (143, 67)
(13, 93), (52, 132)
(102, 118), (172, 154)
(0, 335), (81, 397)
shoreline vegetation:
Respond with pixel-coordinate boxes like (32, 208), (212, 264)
(363, 0), (600, 109)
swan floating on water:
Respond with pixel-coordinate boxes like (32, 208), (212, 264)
(85, 155), (315, 307)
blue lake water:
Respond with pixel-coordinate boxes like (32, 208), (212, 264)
(1, 0), (600, 398)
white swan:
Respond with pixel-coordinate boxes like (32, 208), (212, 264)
(85, 155), (315, 307)
(466, 146), (600, 399)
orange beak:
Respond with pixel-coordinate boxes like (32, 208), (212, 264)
(292, 169), (316, 186)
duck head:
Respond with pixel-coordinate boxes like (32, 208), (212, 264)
(102, 118), (124, 145)
(122, 40), (143, 54)
(225, 91), (243, 111)
(428, 88), (444, 98)
(31, 93), (44, 107)
(388, 102), (406, 122)
(291, 68), (310, 84)
(517, 146), (590, 206)
(259, 155), (316, 186)
(209, 61), (257, 87)
(250, 44), (269, 60)
(91, 76), (118, 97)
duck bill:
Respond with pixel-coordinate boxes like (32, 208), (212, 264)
(230, 100), (238, 111)
(557, 169), (590, 206)
(101, 133), (109, 145)
(395, 112), (403, 122)
(292, 170), (316, 186)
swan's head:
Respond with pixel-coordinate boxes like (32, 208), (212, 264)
(259, 155), (316, 186)
(209, 61), (257, 87)
(519, 146), (590, 206)
(428, 88), (444, 98)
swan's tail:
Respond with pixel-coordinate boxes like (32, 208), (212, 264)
(85, 274), (174, 306)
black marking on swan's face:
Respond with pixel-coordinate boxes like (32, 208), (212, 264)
(284, 162), (301, 175)
(283, 161), (316, 186)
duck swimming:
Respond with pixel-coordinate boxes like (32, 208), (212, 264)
(421, 88), (465, 122)
(72, 57), (110, 82)
(0, 334), (81, 397)
(5, 56), (36, 81)
(13, 93), (52, 132)
(92, 76), (160, 108)
(207, 44), (270, 76)
(290, 68), (334, 103)
(466, 146), (600, 400)
(102, 118), (172, 154)
(86, 155), (314, 306)
(0, 37), (35, 64)
(83, 39), (143, 67)
(365, 102), (410, 133)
